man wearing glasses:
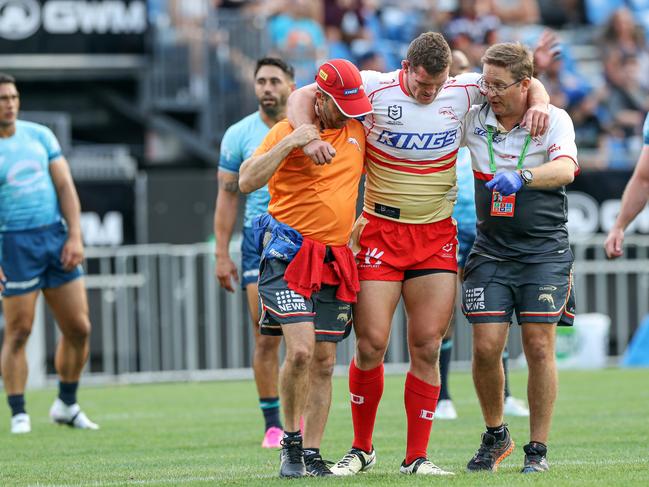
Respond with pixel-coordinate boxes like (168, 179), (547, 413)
(460, 43), (578, 474)
(287, 32), (550, 476)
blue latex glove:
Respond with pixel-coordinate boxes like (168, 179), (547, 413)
(485, 171), (523, 196)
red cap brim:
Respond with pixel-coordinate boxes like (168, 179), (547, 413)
(320, 86), (373, 118)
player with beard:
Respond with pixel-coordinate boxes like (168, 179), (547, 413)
(287, 32), (550, 475)
(214, 57), (295, 448)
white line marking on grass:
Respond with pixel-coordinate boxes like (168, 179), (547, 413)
(28, 473), (278, 487)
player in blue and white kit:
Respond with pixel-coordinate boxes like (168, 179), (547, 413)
(606, 112), (649, 258)
(0, 73), (98, 434)
(213, 58), (295, 448)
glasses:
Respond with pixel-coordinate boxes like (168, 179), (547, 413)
(478, 77), (522, 95)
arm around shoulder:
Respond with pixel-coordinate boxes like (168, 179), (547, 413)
(239, 124), (320, 193)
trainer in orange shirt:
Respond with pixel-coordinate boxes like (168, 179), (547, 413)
(239, 59), (372, 478)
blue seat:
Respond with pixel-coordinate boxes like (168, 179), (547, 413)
(584, 0), (624, 25)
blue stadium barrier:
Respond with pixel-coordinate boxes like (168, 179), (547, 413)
(621, 314), (649, 367)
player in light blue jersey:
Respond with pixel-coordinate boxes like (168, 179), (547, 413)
(0, 73), (98, 434)
(213, 58), (295, 448)
(435, 53), (529, 421)
(605, 112), (649, 258)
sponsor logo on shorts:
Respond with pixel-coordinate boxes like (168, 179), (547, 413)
(337, 312), (349, 322)
(419, 409), (435, 421)
(363, 247), (384, 267)
(350, 393), (364, 405)
(538, 293), (556, 309)
(464, 287), (485, 311)
(539, 285), (557, 292)
(242, 269), (259, 278)
(275, 290), (307, 312)
(5, 277), (40, 290)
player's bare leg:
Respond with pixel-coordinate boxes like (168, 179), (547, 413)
(1, 291), (38, 394)
(354, 281), (402, 370)
(246, 283), (283, 447)
(1, 291), (38, 434)
(472, 323), (510, 426)
(44, 279), (91, 382)
(246, 283), (281, 398)
(303, 341), (336, 476)
(521, 323), (557, 445)
(331, 281), (400, 476)
(44, 279), (98, 430)
(399, 272), (455, 475)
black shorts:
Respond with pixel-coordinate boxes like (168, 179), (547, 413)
(258, 258), (353, 343)
(461, 254), (575, 326)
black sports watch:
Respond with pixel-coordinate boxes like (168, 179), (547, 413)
(520, 169), (534, 186)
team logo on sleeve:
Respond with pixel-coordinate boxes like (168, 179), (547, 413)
(387, 104), (402, 120)
(347, 137), (361, 151)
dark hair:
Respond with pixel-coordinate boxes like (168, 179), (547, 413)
(254, 57), (295, 80)
(406, 32), (452, 75)
(0, 72), (16, 85)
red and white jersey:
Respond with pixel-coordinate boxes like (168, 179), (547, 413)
(361, 69), (485, 224)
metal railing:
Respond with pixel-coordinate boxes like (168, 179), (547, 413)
(4, 234), (648, 388)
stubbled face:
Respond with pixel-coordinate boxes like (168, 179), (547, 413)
(402, 61), (449, 105)
(254, 65), (294, 118)
(316, 92), (350, 130)
(0, 83), (19, 128)
(481, 63), (528, 117)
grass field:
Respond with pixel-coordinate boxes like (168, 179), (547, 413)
(1, 368), (647, 486)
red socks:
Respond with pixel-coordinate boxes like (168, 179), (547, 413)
(404, 372), (440, 465)
(349, 359), (384, 453)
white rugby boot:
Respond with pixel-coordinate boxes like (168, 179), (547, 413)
(11, 413), (31, 434)
(49, 398), (99, 430)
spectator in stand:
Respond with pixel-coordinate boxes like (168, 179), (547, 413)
(168, 0), (213, 101)
(268, 0), (327, 87)
(603, 51), (649, 167)
(491, 0), (540, 24)
(324, 0), (370, 60)
(600, 7), (649, 92)
(445, 0), (501, 67)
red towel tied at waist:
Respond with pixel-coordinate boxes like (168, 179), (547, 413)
(284, 237), (360, 303)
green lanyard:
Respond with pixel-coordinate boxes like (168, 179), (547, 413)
(487, 125), (531, 174)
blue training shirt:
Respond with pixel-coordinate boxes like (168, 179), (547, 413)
(218, 111), (271, 228)
(0, 120), (63, 232)
(452, 147), (477, 231)
(644, 112), (649, 145)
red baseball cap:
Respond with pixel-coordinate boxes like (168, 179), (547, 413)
(315, 59), (373, 118)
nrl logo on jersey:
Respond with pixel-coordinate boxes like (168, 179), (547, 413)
(387, 104), (402, 120)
